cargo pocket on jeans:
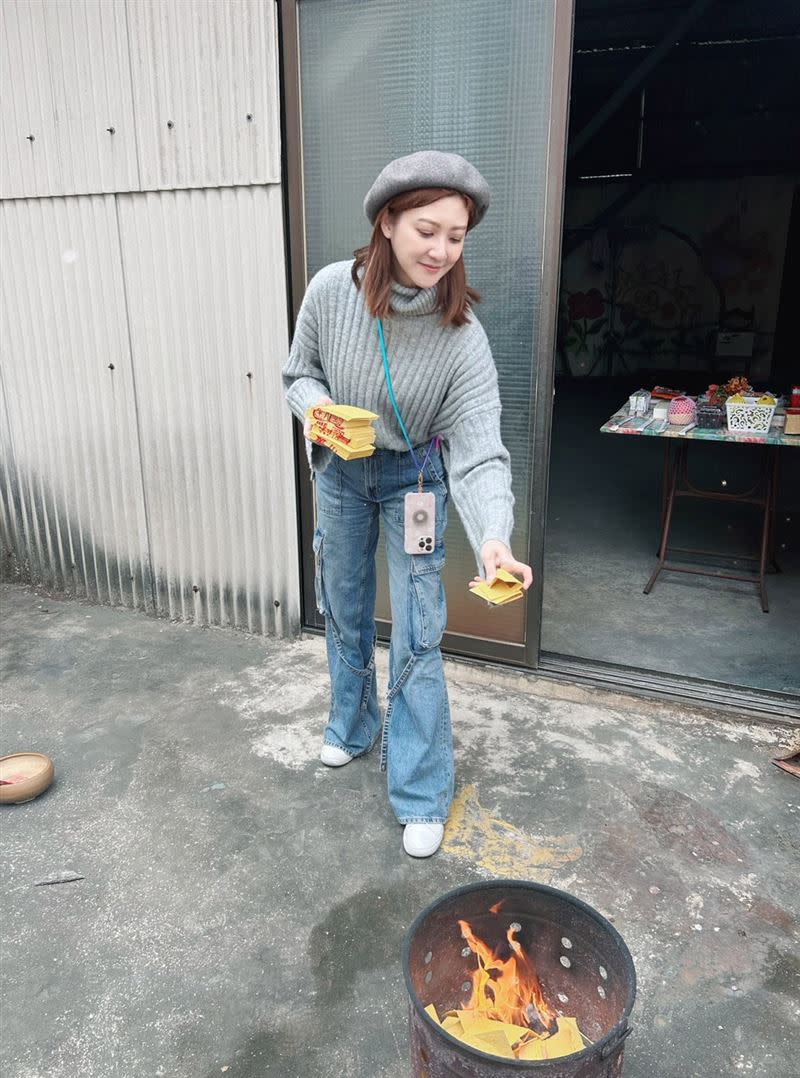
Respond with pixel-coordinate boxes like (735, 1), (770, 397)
(409, 556), (446, 653)
(312, 527), (328, 615)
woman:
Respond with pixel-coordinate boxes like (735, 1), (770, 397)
(282, 151), (532, 858)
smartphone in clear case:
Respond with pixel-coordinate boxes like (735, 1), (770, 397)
(404, 492), (436, 554)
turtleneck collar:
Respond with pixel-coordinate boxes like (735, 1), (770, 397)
(389, 278), (440, 317)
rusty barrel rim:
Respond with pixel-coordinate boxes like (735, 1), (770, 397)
(402, 878), (637, 1069)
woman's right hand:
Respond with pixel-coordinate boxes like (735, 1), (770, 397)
(304, 395), (333, 440)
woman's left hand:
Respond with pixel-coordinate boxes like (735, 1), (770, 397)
(470, 540), (533, 590)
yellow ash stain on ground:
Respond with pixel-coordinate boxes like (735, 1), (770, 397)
(443, 785), (583, 879)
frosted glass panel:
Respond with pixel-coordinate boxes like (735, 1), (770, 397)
(298, 0), (556, 644)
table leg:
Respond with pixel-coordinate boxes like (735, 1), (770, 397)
(645, 442), (682, 595)
(768, 448), (781, 574)
(658, 440), (670, 540)
(757, 448), (778, 613)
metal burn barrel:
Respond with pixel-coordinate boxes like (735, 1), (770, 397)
(403, 881), (636, 1078)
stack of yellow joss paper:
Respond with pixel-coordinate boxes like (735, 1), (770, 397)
(424, 1005), (585, 1061)
(469, 568), (524, 606)
(306, 403), (378, 460)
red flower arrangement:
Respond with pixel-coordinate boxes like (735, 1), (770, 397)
(706, 376), (753, 405)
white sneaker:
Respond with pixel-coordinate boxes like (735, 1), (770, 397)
(403, 823), (444, 858)
(320, 743), (352, 767)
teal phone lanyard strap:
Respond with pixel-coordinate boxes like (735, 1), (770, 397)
(376, 318), (435, 479)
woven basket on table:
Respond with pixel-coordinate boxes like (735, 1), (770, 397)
(725, 397), (777, 434)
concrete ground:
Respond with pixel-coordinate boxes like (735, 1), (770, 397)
(1, 581), (798, 1078)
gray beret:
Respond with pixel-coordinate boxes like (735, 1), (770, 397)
(363, 150), (490, 228)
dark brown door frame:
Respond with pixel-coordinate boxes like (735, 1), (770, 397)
(276, 0), (318, 635)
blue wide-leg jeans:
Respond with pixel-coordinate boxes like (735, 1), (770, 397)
(312, 446), (454, 825)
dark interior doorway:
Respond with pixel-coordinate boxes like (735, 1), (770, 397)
(542, 1), (800, 707)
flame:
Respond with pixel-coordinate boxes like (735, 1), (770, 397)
(457, 917), (558, 1036)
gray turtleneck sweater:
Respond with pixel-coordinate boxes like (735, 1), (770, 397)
(282, 259), (514, 558)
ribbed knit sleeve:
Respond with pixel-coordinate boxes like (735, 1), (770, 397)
(441, 409), (514, 558)
(434, 318), (515, 560)
(281, 272), (331, 422)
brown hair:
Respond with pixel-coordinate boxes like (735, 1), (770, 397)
(351, 187), (480, 328)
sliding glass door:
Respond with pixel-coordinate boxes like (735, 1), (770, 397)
(282, 0), (572, 665)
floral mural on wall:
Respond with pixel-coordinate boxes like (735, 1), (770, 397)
(558, 177), (792, 380)
(564, 288), (605, 358)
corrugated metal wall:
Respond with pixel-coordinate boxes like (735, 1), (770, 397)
(0, 0), (139, 199)
(126, 0), (281, 192)
(116, 184), (296, 634)
(0, 0), (280, 199)
(0, 194), (153, 608)
(0, 0), (300, 636)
